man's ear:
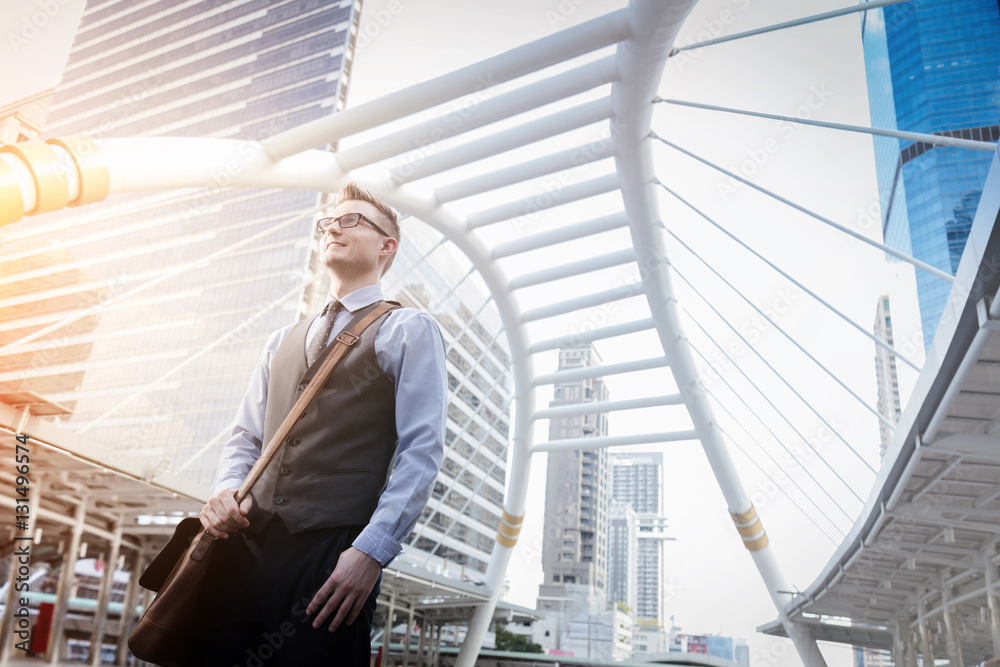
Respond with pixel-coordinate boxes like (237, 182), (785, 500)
(380, 236), (399, 259)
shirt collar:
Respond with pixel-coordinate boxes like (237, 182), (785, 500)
(325, 283), (384, 314)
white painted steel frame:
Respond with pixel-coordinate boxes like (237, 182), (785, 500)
(610, 2), (827, 663)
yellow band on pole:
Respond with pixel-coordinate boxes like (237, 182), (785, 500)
(495, 532), (518, 548)
(501, 510), (524, 527)
(736, 519), (763, 537)
(743, 533), (769, 551)
(0, 158), (24, 226)
(498, 522), (522, 538)
(47, 135), (109, 206)
(730, 505), (757, 525)
(1, 141), (68, 214)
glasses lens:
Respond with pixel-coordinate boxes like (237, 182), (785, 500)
(339, 213), (361, 228)
(317, 217), (332, 232)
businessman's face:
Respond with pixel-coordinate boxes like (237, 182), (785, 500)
(320, 200), (396, 277)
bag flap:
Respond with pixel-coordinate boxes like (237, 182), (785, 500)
(138, 516), (204, 592)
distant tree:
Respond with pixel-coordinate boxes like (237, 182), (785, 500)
(494, 624), (544, 653)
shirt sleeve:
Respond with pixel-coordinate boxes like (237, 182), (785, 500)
(210, 329), (280, 495)
(352, 310), (447, 566)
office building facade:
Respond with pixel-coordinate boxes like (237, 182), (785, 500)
(607, 500), (638, 615)
(612, 453), (671, 626)
(0, 0), (510, 575)
(861, 0), (1000, 345)
(538, 344), (611, 609)
(873, 295), (901, 458)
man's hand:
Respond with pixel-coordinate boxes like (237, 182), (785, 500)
(198, 488), (252, 539)
(307, 547), (382, 632)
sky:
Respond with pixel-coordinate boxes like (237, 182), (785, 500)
(2, 1), (932, 665)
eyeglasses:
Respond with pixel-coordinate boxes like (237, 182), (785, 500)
(316, 212), (390, 237)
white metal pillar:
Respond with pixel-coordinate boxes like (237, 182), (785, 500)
(432, 624), (442, 667)
(609, 0), (825, 663)
(895, 618), (917, 667)
(984, 548), (1000, 657)
(384, 592), (397, 653)
(48, 499), (86, 664)
(89, 519), (122, 665)
(115, 553), (143, 666)
(918, 595), (935, 666)
(940, 573), (964, 667)
(907, 629), (919, 667)
(402, 607), (415, 667)
(416, 618), (427, 667)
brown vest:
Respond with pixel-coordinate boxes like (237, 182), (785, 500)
(248, 302), (398, 534)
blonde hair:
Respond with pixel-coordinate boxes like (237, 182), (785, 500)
(334, 182), (400, 275)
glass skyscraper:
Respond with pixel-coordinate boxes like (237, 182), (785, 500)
(861, 0), (1000, 346)
(0, 0), (511, 576)
(611, 453), (670, 627)
(2, 0), (362, 484)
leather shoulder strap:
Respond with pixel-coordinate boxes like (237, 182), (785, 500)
(236, 300), (401, 502)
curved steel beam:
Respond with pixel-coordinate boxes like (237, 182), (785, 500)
(610, 0), (827, 664)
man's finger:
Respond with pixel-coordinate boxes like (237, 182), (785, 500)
(345, 596), (365, 627)
(306, 580), (334, 616)
(326, 591), (356, 633)
(216, 493), (249, 528)
(199, 508), (231, 539)
(314, 589), (348, 630)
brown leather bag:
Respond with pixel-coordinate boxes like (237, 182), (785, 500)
(128, 301), (400, 666)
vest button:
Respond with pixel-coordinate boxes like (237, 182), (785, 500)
(298, 382), (307, 391)
(273, 495), (284, 505)
(280, 466), (290, 475)
(286, 438), (300, 447)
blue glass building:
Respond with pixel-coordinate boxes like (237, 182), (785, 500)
(861, 0), (1000, 347)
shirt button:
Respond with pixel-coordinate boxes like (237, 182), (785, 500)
(274, 496), (284, 505)
(280, 466), (290, 475)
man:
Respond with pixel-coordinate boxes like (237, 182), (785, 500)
(194, 183), (447, 665)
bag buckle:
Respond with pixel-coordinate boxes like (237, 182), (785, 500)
(336, 331), (359, 346)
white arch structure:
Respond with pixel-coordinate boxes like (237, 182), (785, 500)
(3, 0), (998, 664)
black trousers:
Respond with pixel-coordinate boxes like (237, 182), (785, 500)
(190, 515), (381, 666)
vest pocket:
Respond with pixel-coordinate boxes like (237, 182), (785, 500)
(315, 468), (371, 476)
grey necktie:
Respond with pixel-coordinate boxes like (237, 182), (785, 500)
(306, 300), (341, 366)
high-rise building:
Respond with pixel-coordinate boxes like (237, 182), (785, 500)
(0, 0), (511, 576)
(538, 344), (611, 610)
(612, 453), (672, 626)
(873, 295), (901, 458)
(607, 500), (638, 614)
(861, 0), (1000, 346)
(392, 224), (513, 576)
(734, 639), (750, 666)
(3, 0), (365, 483)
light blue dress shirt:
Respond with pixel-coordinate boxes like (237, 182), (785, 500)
(212, 284), (447, 566)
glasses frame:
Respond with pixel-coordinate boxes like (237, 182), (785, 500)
(316, 212), (390, 237)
